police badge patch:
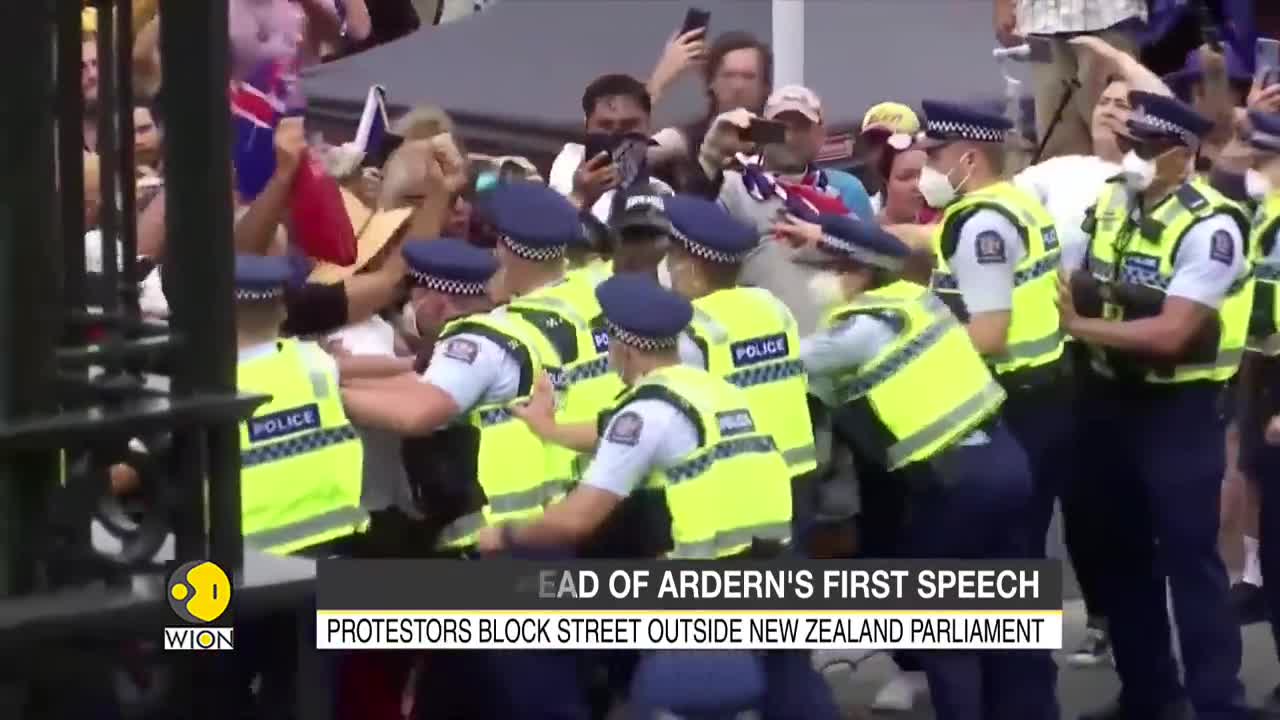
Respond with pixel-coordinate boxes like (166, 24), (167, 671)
(1209, 230), (1234, 265)
(442, 338), (479, 364)
(606, 411), (643, 446)
(975, 231), (1007, 265)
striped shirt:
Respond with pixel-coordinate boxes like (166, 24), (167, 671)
(1015, 0), (1146, 36)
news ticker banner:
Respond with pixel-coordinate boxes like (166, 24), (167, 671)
(316, 559), (1063, 651)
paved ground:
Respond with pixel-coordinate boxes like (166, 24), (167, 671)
(819, 600), (1280, 719)
(818, 511), (1280, 718)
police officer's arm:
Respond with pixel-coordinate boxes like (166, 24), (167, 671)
(511, 373), (600, 453)
(501, 401), (692, 549)
(333, 354), (415, 380)
(800, 316), (899, 405)
(677, 333), (708, 369)
(948, 210), (1024, 355)
(339, 333), (512, 435)
(1059, 216), (1245, 356)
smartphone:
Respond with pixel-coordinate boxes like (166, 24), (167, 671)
(362, 132), (405, 169)
(1027, 35), (1053, 64)
(584, 133), (617, 164)
(681, 8), (711, 36)
(743, 119), (788, 146)
(1257, 38), (1280, 88)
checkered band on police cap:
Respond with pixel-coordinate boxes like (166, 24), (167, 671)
(1251, 130), (1280, 153)
(670, 224), (749, 265)
(817, 233), (905, 272)
(500, 234), (566, 262)
(235, 287), (285, 302)
(1130, 106), (1196, 146)
(408, 270), (488, 296)
(606, 319), (678, 351)
(925, 118), (1007, 144)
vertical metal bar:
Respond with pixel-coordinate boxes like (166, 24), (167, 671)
(56, 0), (84, 339)
(0, 0), (61, 597)
(115, 0), (140, 324)
(159, 0), (242, 576)
(93, 0), (121, 366)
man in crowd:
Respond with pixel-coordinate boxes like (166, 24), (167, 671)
(1061, 91), (1250, 720)
(993, 0), (1148, 160)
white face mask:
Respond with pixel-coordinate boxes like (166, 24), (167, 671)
(1246, 168), (1274, 201)
(1120, 150), (1156, 191)
(400, 300), (420, 339)
(917, 165), (960, 209)
(806, 271), (846, 310)
(656, 255), (674, 289)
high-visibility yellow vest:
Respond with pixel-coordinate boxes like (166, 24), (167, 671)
(237, 339), (367, 555)
(600, 364), (793, 559)
(930, 181), (1065, 385)
(508, 276), (624, 492)
(432, 309), (565, 547)
(821, 281), (1007, 471)
(1248, 194), (1280, 356)
(1084, 178), (1253, 383)
(686, 287), (816, 476)
(566, 258), (613, 288)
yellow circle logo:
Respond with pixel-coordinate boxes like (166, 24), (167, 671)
(167, 561), (232, 624)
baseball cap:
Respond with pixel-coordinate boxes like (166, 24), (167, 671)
(861, 102), (921, 137)
(765, 85), (823, 123)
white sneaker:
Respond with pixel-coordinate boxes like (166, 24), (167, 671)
(871, 670), (928, 712)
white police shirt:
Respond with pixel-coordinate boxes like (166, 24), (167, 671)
(1163, 214), (1248, 309)
(1013, 155), (1119, 272)
(945, 209), (1027, 315)
(419, 308), (525, 418)
(581, 397), (700, 498)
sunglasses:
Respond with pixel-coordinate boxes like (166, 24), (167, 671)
(1115, 134), (1181, 160)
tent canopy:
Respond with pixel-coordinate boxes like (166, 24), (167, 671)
(304, 0), (1010, 163)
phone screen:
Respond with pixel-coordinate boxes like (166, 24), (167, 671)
(681, 8), (710, 36)
(1257, 38), (1280, 87)
(584, 133), (617, 164)
(744, 119), (787, 146)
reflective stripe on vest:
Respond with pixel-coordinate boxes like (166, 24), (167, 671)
(823, 281), (1006, 471)
(510, 279), (624, 492)
(1086, 178), (1253, 383)
(688, 288), (817, 475)
(615, 365), (795, 559)
(435, 311), (564, 548)
(238, 339), (367, 555)
(1247, 198), (1280, 356)
(930, 181), (1065, 377)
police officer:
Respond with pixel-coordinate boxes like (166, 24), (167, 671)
(1240, 109), (1280, 718)
(1061, 92), (1251, 720)
(917, 100), (1071, 562)
(482, 182), (626, 500)
(234, 254), (367, 556)
(611, 183), (675, 280)
(794, 215), (1055, 720)
(493, 273), (836, 719)
(662, 194), (816, 541)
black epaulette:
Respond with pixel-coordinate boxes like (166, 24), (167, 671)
(1176, 184), (1209, 213)
(1081, 206), (1097, 235)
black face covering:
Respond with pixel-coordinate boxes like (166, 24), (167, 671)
(584, 131), (652, 189)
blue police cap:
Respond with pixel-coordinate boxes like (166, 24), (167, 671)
(1247, 110), (1280, 154)
(401, 237), (497, 296)
(813, 214), (910, 272)
(595, 273), (693, 351)
(1126, 91), (1212, 147)
(474, 181), (581, 262)
(234, 254), (293, 301)
(920, 100), (1013, 146)
(663, 195), (757, 264)
(1164, 46), (1253, 102)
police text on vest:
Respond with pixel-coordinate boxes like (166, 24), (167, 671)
(729, 333), (789, 367)
(248, 403), (321, 443)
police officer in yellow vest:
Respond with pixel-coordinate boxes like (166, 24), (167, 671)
(916, 100), (1072, 564)
(339, 237), (585, 719)
(233, 254), (367, 557)
(476, 182), (625, 500)
(491, 273), (836, 719)
(792, 215), (1055, 720)
(1060, 92), (1250, 720)
(1239, 108), (1280, 718)
(658, 194), (816, 546)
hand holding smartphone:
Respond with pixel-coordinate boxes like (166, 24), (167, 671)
(742, 118), (788, 146)
(681, 8), (711, 36)
(1257, 38), (1280, 89)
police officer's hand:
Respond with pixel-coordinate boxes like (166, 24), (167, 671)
(572, 152), (619, 209)
(1055, 269), (1080, 331)
(476, 526), (504, 554)
(511, 372), (558, 438)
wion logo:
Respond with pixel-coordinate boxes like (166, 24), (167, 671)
(163, 560), (234, 651)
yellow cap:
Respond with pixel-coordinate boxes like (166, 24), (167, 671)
(82, 7), (97, 34)
(861, 102), (920, 135)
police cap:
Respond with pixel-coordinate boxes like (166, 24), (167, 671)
(474, 180), (580, 261)
(664, 195), (757, 264)
(402, 237), (498, 296)
(234, 254), (293, 301)
(1126, 91), (1213, 147)
(919, 100), (1013, 147)
(813, 214), (910, 272)
(595, 273), (693, 352)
